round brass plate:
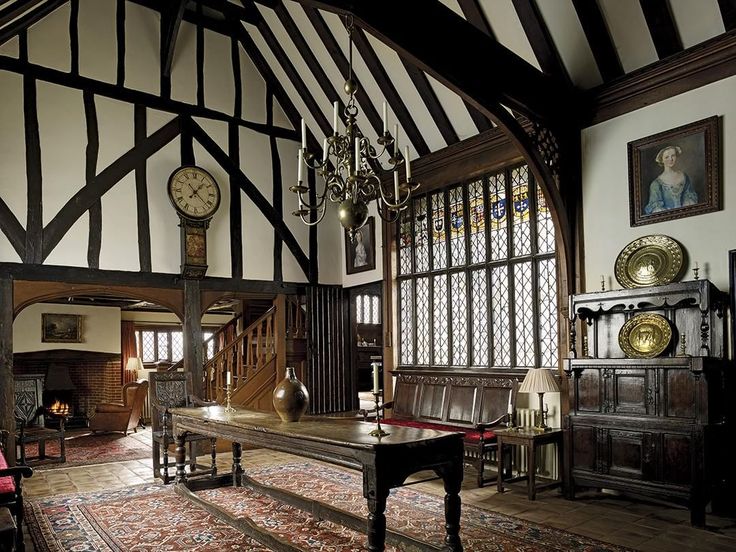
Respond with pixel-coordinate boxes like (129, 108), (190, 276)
(614, 235), (684, 289)
(618, 313), (672, 358)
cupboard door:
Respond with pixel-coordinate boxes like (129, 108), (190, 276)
(607, 429), (649, 480)
(610, 369), (651, 415)
(661, 433), (692, 486)
(571, 424), (598, 472)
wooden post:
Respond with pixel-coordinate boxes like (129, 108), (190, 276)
(0, 278), (15, 464)
(274, 294), (287, 380)
(183, 279), (204, 398)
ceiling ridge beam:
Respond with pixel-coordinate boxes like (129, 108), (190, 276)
(639, 0), (683, 59)
(571, 0), (624, 82)
(0, 0), (67, 46)
(349, 24), (430, 156)
(161, 0), (187, 79)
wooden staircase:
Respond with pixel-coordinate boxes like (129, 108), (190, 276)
(203, 295), (307, 411)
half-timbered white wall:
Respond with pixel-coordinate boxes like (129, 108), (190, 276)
(0, 0), (334, 284)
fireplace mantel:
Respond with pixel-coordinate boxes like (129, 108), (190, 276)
(14, 350), (120, 362)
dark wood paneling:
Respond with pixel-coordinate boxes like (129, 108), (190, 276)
(662, 433), (691, 484)
(0, 277), (14, 462)
(418, 383), (445, 421)
(571, 424), (596, 472)
(446, 385), (476, 425)
(228, 121), (243, 280)
(608, 430), (645, 479)
(639, 0), (682, 59)
(116, 0), (124, 86)
(83, 91), (101, 269)
(267, 92), (283, 284)
(665, 369), (696, 419)
(23, 74), (42, 264)
(134, 105), (152, 272)
(69, 0), (79, 75)
(183, 279), (204, 397)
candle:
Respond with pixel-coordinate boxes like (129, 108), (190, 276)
(355, 137), (360, 171)
(382, 101), (387, 134)
(301, 119), (306, 149)
(507, 393), (512, 415)
(404, 146), (411, 180)
(333, 101), (339, 133)
(393, 124), (399, 157)
(297, 148), (303, 183)
(600, 275), (605, 291)
(372, 363), (379, 394)
(322, 138), (328, 162)
(226, 372), (231, 386)
(393, 171), (400, 200)
(695, 262), (699, 269)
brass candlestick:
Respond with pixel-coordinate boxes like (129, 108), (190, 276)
(369, 392), (389, 437)
(677, 333), (691, 357)
(224, 383), (236, 413)
(693, 263), (700, 280)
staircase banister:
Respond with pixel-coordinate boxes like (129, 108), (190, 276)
(204, 306), (277, 367)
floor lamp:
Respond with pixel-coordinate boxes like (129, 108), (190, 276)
(518, 368), (560, 431)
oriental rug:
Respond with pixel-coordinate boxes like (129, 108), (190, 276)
(26, 462), (633, 551)
(21, 430), (151, 470)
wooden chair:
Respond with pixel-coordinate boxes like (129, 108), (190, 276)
(89, 380), (148, 436)
(149, 372), (217, 484)
(0, 430), (33, 552)
(14, 376), (65, 466)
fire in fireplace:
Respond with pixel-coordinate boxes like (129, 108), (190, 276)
(43, 365), (83, 428)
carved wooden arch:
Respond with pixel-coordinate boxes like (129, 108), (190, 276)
(12, 280), (185, 321)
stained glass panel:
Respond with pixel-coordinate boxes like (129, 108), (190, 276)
(536, 184), (555, 254)
(400, 280), (414, 365)
(538, 258), (558, 367)
(468, 180), (486, 264)
(490, 266), (510, 366)
(414, 197), (429, 272)
(451, 272), (468, 366)
(449, 186), (466, 267)
(431, 193), (447, 270)
(512, 165), (531, 257)
(416, 277), (430, 365)
(488, 172), (508, 260)
(470, 269), (489, 366)
(399, 205), (412, 275)
(514, 262), (535, 366)
(433, 275), (448, 365)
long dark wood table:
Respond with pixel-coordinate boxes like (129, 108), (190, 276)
(171, 406), (464, 552)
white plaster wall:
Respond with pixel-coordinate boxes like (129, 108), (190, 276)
(13, 303), (121, 353)
(0, 70), (25, 263)
(581, 75), (736, 292)
(27, 2), (71, 72)
(78, 0), (117, 84)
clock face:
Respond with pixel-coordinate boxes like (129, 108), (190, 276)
(167, 166), (221, 220)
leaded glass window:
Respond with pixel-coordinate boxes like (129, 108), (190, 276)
(397, 163), (558, 370)
(135, 326), (217, 365)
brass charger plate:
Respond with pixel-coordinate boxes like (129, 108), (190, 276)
(614, 235), (684, 289)
(618, 313), (672, 358)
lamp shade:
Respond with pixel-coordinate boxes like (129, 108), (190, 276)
(519, 368), (559, 394)
(126, 357), (143, 371)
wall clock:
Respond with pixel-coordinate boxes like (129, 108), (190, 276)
(166, 165), (221, 279)
(167, 165), (221, 220)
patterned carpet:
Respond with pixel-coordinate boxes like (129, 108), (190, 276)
(26, 462), (634, 551)
(21, 430), (151, 469)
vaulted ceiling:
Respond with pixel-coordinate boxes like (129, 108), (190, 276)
(1, 0), (734, 161)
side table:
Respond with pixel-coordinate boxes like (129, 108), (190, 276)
(496, 427), (563, 500)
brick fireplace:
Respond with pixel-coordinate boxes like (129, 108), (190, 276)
(13, 350), (123, 427)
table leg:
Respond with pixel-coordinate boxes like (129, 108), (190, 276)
(232, 442), (243, 487)
(496, 441), (505, 493)
(175, 432), (187, 484)
(366, 488), (389, 552)
(38, 439), (46, 459)
(442, 460), (463, 552)
(527, 443), (536, 501)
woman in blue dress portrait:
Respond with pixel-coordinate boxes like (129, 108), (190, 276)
(644, 145), (698, 214)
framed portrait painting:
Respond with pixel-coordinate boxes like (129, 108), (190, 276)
(345, 217), (376, 274)
(42, 313), (83, 343)
(628, 116), (721, 227)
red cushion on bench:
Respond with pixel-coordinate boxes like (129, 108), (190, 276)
(0, 451), (15, 494)
(382, 418), (496, 443)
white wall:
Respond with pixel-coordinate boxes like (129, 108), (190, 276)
(13, 303), (121, 353)
(582, 74), (736, 292)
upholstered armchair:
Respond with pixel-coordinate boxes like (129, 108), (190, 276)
(89, 380), (148, 436)
(1, 429), (33, 552)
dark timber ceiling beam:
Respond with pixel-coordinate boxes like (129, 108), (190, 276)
(292, 0), (577, 127)
(0, 0), (67, 45)
(161, 0), (187, 78)
(401, 59), (458, 146)
(511, 0), (571, 86)
(571, 0), (624, 82)
(719, 0), (736, 30)
(0, 0), (45, 28)
(639, 0), (682, 59)
(349, 24), (429, 156)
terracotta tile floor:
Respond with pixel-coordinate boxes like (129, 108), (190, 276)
(20, 428), (736, 551)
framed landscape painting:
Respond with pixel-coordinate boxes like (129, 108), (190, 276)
(628, 116), (721, 227)
(42, 313), (83, 343)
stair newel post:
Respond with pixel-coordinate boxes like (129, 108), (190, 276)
(275, 295), (287, 382)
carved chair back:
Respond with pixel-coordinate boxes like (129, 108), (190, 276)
(149, 372), (195, 434)
(13, 375), (45, 429)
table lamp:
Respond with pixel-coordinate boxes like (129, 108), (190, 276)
(126, 357), (143, 380)
(518, 368), (559, 431)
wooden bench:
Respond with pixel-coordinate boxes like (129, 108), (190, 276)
(0, 430), (33, 552)
(363, 370), (520, 487)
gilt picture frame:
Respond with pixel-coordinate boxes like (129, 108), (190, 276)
(42, 313), (83, 343)
(345, 217), (376, 274)
(628, 116), (721, 227)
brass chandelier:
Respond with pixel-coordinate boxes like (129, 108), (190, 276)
(290, 16), (419, 237)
